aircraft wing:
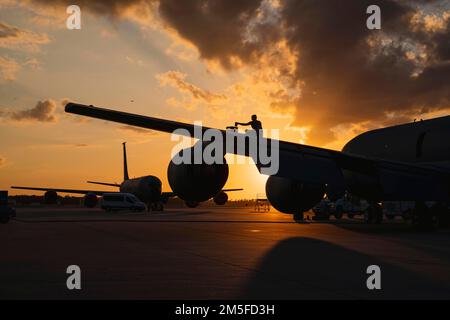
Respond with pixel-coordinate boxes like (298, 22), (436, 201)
(161, 188), (242, 199)
(222, 188), (244, 192)
(65, 103), (450, 201)
(11, 186), (112, 196)
(66, 102), (206, 136)
(87, 181), (121, 187)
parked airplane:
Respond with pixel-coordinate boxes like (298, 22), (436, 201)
(11, 142), (243, 210)
(65, 102), (450, 228)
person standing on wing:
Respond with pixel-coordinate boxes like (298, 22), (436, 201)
(235, 114), (263, 166)
(235, 114), (262, 131)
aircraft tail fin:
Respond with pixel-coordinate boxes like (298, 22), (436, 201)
(123, 142), (129, 181)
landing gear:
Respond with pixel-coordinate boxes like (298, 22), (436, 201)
(334, 206), (343, 219)
(293, 211), (308, 223)
(0, 215), (10, 224)
(411, 202), (440, 231)
(147, 202), (164, 212)
(312, 212), (330, 221)
(154, 202), (164, 211)
(364, 203), (383, 224)
(434, 203), (450, 228)
(402, 210), (412, 221)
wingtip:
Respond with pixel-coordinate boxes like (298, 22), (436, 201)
(64, 102), (96, 113)
(64, 102), (75, 112)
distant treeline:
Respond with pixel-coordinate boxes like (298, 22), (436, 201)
(9, 195), (82, 206)
(9, 195), (257, 207)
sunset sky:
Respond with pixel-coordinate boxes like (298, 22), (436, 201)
(1, 0), (449, 199)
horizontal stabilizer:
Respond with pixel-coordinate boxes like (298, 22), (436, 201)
(87, 181), (121, 187)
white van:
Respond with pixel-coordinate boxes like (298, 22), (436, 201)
(100, 193), (146, 212)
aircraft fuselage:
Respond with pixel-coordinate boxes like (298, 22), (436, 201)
(343, 116), (450, 164)
(342, 116), (450, 201)
(120, 175), (162, 204)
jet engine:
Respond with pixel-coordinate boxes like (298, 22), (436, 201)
(168, 148), (229, 202)
(265, 176), (325, 214)
(213, 191), (228, 205)
(44, 190), (58, 204)
(84, 193), (98, 208)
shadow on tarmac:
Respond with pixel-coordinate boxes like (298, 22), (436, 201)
(241, 237), (450, 299)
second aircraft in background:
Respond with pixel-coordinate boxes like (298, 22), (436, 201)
(11, 142), (243, 211)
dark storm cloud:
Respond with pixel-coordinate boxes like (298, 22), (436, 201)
(139, 0), (444, 138)
(158, 0), (267, 68)
(156, 0), (450, 143)
(25, 0), (270, 67)
(23, 0), (450, 144)
(280, 0), (418, 142)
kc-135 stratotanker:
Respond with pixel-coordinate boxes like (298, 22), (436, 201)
(12, 141), (242, 211)
(62, 102), (450, 229)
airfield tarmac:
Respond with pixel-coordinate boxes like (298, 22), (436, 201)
(1, 206), (450, 299)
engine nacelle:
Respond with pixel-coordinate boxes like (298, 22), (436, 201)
(213, 191), (228, 205)
(168, 149), (229, 202)
(44, 190), (58, 204)
(84, 193), (98, 208)
(265, 176), (325, 214)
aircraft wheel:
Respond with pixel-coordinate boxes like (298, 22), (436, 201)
(363, 209), (372, 223)
(0, 216), (10, 224)
(412, 202), (438, 231)
(402, 210), (412, 221)
(313, 213), (330, 221)
(364, 204), (382, 224)
(293, 212), (304, 222)
(334, 207), (343, 219)
(374, 204), (383, 224)
(430, 203), (448, 228)
(150, 202), (163, 211)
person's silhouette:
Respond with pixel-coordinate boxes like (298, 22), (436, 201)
(235, 114), (262, 131)
(235, 115), (263, 166)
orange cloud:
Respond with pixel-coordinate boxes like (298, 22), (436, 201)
(1, 99), (58, 123)
(0, 155), (6, 168)
(0, 56), (19, 80)
(0, 22), (50, 52)
(118, 125), (158, 135)
(157, 71), (227, 104)
(17, 0), (450, 147)
(411, 10), (450, 33)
